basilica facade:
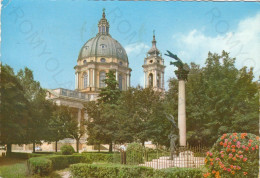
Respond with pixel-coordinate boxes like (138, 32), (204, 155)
(44, 10), (165, 151)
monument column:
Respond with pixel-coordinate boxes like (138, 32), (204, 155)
(165, 50), (189, 147)
(178, 80), (186, 146)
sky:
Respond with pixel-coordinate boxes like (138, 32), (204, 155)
(1, 0), (260, 90)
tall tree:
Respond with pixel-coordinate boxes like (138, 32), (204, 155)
(16, 67), (52, 152)
(167, 51), (259, 146)
(0, 65), (30, 155)
(86, 70), (121, 152)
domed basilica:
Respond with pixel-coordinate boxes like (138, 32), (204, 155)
(45, 10), (165, 151)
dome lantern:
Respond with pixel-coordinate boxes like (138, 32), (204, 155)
(98, 8), (110, 35)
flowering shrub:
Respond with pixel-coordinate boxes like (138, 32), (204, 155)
(204, 133), (259, 178)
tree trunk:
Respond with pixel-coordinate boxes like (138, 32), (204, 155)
(142, 141), (145, 147)
(55, 141), (58, 152)
(76, 139), (79, 153)
(33, 142), (35, 153)
(6, 144), (12, 157)
(98, 144), (100, 152)
(109, 142), (113, 153)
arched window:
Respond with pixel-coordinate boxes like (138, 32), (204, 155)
(119, 74), (123, 91)
(83, 60), (87, 65)
(119, 61), (123, 66)
(83, 73), (88, 88)
(101, 58), (106, 63)
(149, 73), (153, 87)
(157, 73), (160, 87)
(99, 71), (106, 88)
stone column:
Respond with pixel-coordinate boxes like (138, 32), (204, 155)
(162, 72), (165, 89)
(75, 73), (78, 89)
(92, 69), (95, 87)
(154, 70), (157, 87)
(87, 69), (90, 87)
(116, 70), (118, 81)
(78, 108), (81, 127)
(178, 80), (186, 146)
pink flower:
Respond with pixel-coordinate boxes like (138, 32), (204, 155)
(242, 145), (245, 149)
(221, 154), (224, 158)
(209, 152), (213, 156)
(225, 139), (228, 143)
(243, 158), (247, 162)
(229, 153), (233, 158)
(236, 144), (241, 148)
(239, 155), (243, 159)
(227, 168), (231, 172)
(252, 147), (255, 151)
(233, 139), (237, 142)
(237, 141), (241, 145)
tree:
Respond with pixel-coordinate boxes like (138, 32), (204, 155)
(85, 70), (121, 152)
(48, 105), (71, 152)
(16, 67), (52, 152)
(166, 51), (259, 146)
(0, 65), (30, 155)
(116, 86), (170, 146)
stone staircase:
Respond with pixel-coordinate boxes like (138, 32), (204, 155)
(139, 155), (205, 169)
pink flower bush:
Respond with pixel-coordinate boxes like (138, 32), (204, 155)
(204, 133), (259, 177)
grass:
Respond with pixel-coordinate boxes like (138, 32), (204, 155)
(0, 158), (62, 178)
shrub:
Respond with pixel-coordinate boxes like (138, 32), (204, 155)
(70, 163), (154, 178)
(60, 145), (75, 155)
(70, 163), (203, 178)
(81, 152), (120, 163)
(204, 133), (259, 177)
(126, 142), (144, 165)
(155, 167), (203, 178)
(47, 155), (93, 170)
(28, 157), (52, 176)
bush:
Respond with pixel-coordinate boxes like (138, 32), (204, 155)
(70, 163), (203, 178)
(126, 142), (144, 165)
(70, 163), (154, 178)
(60, 145), (75, 155)
(28, 157), (52, 176)
(47, 155), (93, 170)
(204, 133), (259, 177)
(81, 152), (120, 163)
(155, 167), (203, 178)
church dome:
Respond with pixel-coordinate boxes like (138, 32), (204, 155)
(78, 9), (128, 62)
(78, 34), (128, 62)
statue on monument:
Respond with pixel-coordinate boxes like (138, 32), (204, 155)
(165, 50), (189, 80)
(166, 114), (179, 160)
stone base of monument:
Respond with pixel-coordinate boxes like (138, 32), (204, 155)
(139, 151), (205, 169)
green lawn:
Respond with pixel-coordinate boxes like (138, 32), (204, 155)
(0, 158), (61, 178)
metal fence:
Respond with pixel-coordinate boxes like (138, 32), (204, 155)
(124, 145), (209, 169)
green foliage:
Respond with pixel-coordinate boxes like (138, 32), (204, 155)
(0, 65), (30, 147)
(126, 142), (144, 164)
(70, 163), (203, 178)
(167, 51), (259, 146)
(81, 152), (120, 163)
(8, 152), (51, 159)
(47, 154), (92, 170)
(155, 167), (203, 178)
(28, 157), (52, 176)
(85, 70), (121, 151)
(60, 145), (75, 155)
(204, 133), (259, 177)
(70, 163), (154, 178)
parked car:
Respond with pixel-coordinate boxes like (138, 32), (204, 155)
(35, 146), (42, 151)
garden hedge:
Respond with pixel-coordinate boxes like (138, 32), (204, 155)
(8, 152), (49, 159)
(27, 157), (52, 176)
(60, 145), (75, 155)
(70, 163), (203, 178)
(28, 154), (93, 175)
(81, 152), (120, 163)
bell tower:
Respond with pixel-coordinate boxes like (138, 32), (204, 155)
(142, 31), (165, 91)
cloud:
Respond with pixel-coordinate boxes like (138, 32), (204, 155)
(125, 42), (149, 56)
(171, 12), (260, 79)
